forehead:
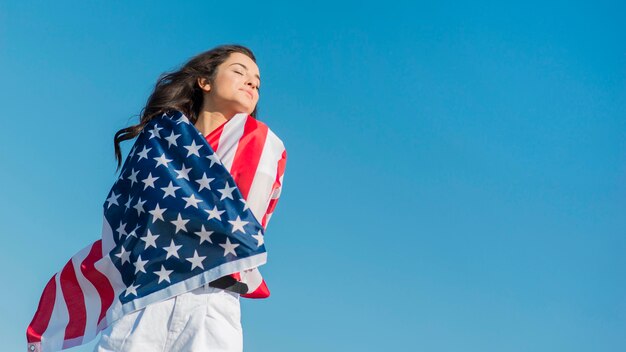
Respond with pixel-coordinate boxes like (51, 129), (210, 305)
(223, 52), (260, 75)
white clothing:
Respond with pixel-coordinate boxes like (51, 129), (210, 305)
(94, 285), (242, 352)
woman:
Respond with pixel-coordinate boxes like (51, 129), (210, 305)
(97, 45), (285, 351)
(27, 44), (287, 352)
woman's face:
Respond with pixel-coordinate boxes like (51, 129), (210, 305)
(200, 52), (261, 116)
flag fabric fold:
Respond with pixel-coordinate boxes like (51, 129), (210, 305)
(27, 110), (286, 352)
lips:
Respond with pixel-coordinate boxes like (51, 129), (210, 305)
(240, 89), (253, 99)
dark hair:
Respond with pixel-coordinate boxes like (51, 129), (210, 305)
(113, 44), (258, 172)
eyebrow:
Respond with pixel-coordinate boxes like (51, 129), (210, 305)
(229, 63), (261, 82)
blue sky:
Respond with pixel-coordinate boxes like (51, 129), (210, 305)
(1, 1), (625, 351)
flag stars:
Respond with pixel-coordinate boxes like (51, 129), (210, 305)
(106, 191), (120, 209)
(239, 198), (249, 211)
(194, 225), (214, 244)
(161, 181), (180, 199)
(175, 164), (191, 181)
(154, 265), (173, 284)
(206, 153), (221, 167)
(163, 240), (182, 259)
(148, 124), (163, 139)
(175, 115), (190, 125)
(137, 146), (152, 161)
(164, 130), (181, 148)
(205, 206), (225, 221)
(154, 154), (173, 169)
(228, 216), (249, 234)
(252, 230), (264, 247)
(217, 181), (236, 201)
(148, 203), (167, 223)
(141, 229), (159, 249)
(171, 213), (190, 234)
(195, 173), (215, 192)
(133, 197), (147, 216)
(116, 221), (128, 237)
(219, 238), (239, 257)
(128, 169), (139, 187)
(115, 246), (131, 264)
(184, 140), (203, 157)
(186, 250), (207, 270)
(142, 172), (159, 190)
(182, 194), (203, 209)
(124, 282), (141, 297)
(134, 255), (149, 274)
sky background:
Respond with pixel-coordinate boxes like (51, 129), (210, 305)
(1, 1), (625, 351)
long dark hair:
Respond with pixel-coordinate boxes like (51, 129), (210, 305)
(113, 44), (258, 172)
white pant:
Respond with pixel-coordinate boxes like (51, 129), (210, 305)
(94, 285), (243, 352)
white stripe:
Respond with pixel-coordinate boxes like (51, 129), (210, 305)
(69, 243), (102, 345)
(240, 268), (264, 292)
(216, 113), (247, 171)
(247, 129), (285, 223)
(101, 213), (115, 254)
(40, 273), (69, 352)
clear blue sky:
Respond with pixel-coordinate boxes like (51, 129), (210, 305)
(1, 1), (625, 351)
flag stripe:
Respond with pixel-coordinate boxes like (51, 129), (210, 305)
(262, 148), (287, 228)
(42, 273), (70, 351)
(27, 276), (56, 343)
(216, 114), (247, 171)
(229, 116), (268, 200)
(60, 260), (87, 340)
(81, 240), (114, 326)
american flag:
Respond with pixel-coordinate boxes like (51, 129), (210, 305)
(27, 110), (287, 352)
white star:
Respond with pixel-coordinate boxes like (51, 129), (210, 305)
(175, 115), (190, 125)
(186, 250), (207, 270)
(154, 153), (173, 168)
(239, 198), (249, 211)
(164, 130), (181, 148)
(161, 181), (180, 199)
(148, 124), (163, 139)
(115, 246), (131, 264)
(184, 140), (203, 157)
(128, 168), (139, 187)
(205, 206), (225, 221)
(195, 173), (215, 192)
(206, 153), (222, 167)
(141, 172), (159, 190)
(182, 194), (203, 209)
(219, 238), (239, 257)
(141, 229), (159, 249)
(148, 203), (166, 223)
(124, 282), (140, 297)
(129, 145), (138, 158)
(128, 224), (141, 237)
(228, 216), (249, 234)
(154, 265), (173, 284)
(133, 197), (146, 216)
(116, 221), (128, 237)
(174, 164), (191, 181)
(194, 225), (214, 244)
(124, 196), (133, 212)
(252, 230), (264, 247)
(105, 191), (120, 209)
(163, 240), (182, 259)
(217, 181), (236, 200)
(137, 146), (152, 160)
(170, 213), (189, 234)
(134, 255), (149, 274)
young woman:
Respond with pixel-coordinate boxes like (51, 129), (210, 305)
(27, 44), (287, 352)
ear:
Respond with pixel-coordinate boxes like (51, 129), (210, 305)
(197, 77), (211, 92)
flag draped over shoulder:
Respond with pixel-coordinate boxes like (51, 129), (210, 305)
(26, 110), (287, 352)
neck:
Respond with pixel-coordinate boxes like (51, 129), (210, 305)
(194, 110), (237, 137)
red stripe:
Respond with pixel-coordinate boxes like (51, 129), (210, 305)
(27, 275), (57, 343)
(242, 279), (270, 299)
(60, 260), (86, 340)
(80, 240), (114, 325)
(229, 117), (268, 199)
